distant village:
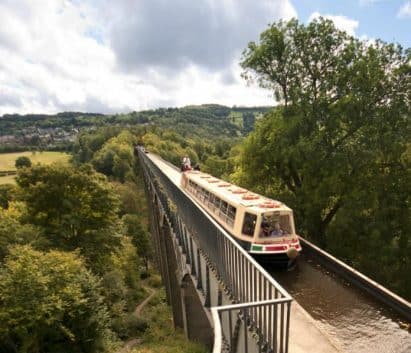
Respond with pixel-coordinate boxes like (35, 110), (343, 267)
(0, 126), (79, 150)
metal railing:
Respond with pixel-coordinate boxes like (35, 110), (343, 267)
(138, 150), (293, 353)
(212, 299), (291, 353)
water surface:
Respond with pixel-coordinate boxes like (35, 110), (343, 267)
(270, 254), (411, 353)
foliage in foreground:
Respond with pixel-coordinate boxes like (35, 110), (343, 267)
(0, 246), (114, 353)
(16, 163), (122, 273)
(0, 126), (208, 353)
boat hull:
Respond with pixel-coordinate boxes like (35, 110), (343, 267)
(251, 252), (298, 269)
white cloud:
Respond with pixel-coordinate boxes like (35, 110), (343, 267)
(0, 0), (297, 115)
(0, 1), (137, 114)
(165, 62), (275, 108)
(105, 0), (297, 73)
(397, 1), (411, 18)
(308, 12), (359, 36)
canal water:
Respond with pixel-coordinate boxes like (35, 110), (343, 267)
(270, 254), (411, 353)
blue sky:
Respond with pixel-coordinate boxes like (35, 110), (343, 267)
(0, 0), (409, 115)
(293, 0), (410, 47)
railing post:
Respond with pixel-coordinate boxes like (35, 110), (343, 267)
(197, 248), (203, 291)
(189, 237), (196, 276)
(217, 286), (222, 306)
(280, 302), (285, 353)
(185, 229), (191, 265)
(205, 264), (211, 307)
(285, 301), (291, 353)
(244, 308), (249, 353)
(159, 220), (173, 306)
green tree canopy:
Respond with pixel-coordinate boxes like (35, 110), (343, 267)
(16, 163), (121, 270)
(0, 203), (42, 261)
(71, 126), (124, 164)
(0, 245), (113, 353)
(237, 18), (410, 298)
(0, 184), (17, 209)
(15, 156), (32, 169)
(122, 214), (152, 271)
(239, 17), (410, 239)
(92, 131), (137, 182)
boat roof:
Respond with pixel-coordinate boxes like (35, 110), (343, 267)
(184, 170), (292, 213)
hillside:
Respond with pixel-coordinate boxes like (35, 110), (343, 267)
(0, 105), (271, 152)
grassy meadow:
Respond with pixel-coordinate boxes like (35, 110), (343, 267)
(0, 174), (18, 185)
(0, 151), (70, 184)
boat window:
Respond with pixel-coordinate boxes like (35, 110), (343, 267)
(278, 215), (292, 234)
(213, 196), (221, 209)
(199, 187), (206, 201)
(227, 205), (237, 227)
(259, 212), (292, 237)
(192, 183), (199, 195)
(242, 212), (256, 237)
(219, 200), (228, 221)
(208, 193), (215, 206)
(204, 190), (210, 203)
(220, 201), (228, 214)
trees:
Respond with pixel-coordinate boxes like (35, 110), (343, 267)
(72, 127), (123, 164)
(16, 163), (121, 271)
(122, 214), (152, 272)
(92, 131), (137, 182)
(0, 245), (113, 353)
(238, 18), (410, 298)
(242, 112), (256, 134)
(15, 156), (32, 169)
(0, 203), (42, 261)
(0, 184), (17, 209)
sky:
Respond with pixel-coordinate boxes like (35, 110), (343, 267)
(0, 0), (409, 115)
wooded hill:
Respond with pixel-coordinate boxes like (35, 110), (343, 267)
(0, 105), (270, 136)
(0, 105), (270, 154)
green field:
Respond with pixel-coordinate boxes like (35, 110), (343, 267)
(0, 151), (70, 184)
(0, 174), (18, 185)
